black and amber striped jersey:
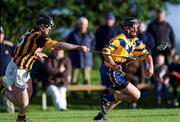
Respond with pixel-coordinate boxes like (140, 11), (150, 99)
(13, 27), (57, 70)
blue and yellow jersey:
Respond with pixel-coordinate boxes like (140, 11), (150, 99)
(103, 33), (148, 64)
(13, 27), (57, 70)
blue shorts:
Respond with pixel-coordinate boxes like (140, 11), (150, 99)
(100, 64), (129, 90)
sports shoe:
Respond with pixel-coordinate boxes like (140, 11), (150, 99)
(16, 118), (30, 122)
(100, 95), (110, 115)
(93, 112), (106, 121)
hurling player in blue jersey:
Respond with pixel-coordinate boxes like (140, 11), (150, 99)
(93, 17), (154, 121)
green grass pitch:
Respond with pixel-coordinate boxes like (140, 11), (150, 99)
(0, 107), (180, 122)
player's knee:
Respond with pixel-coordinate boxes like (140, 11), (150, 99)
(132, 90), (141, 101)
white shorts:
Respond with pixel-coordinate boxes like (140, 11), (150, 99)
(5, 60), (30, 89)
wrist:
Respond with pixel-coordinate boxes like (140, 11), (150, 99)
(77, 45), (82, 51)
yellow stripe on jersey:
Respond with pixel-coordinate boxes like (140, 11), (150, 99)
(104, 33), (148, 64)
(132, 40), (148, 56)
(25, 55), (35, 69)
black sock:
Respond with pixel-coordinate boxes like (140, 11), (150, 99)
(17, 115), (26, 121)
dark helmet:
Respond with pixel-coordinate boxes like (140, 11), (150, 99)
(36, 14), (54, 28)
(121, 17), (139, 27)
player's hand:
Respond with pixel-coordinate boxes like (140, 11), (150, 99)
(35, 52), (48, 61)
(80, 46), (89, 53)
(146, 66), (154, 77)
(112, 64), (121, 71)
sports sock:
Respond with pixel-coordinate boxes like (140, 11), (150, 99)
(104, 94), (115, 102)
(17, 114), (26, 121)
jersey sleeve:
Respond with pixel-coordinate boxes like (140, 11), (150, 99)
(132, 39), (148, 57)
(105, 39), (119, 52)
(44, 38), (58, 49)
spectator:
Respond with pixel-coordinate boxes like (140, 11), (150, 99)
(43, 49), (72, 111)
(138, 21), (155, 84)
(95, 12), (121, 61)
(154, 54), (170, 104)
(138, 21), (155, 50)
(66, 17), (95, 97)
(168, 54), (180, 107)
(0, 26), (15, 113)
(147, 8), (175, 64)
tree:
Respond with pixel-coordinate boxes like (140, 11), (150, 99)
(1, 0), (179, 42)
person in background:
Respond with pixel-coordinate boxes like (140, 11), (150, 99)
(43, 49), (72, 111)
(138, 21), (155, 50)
(0, 26), (15, 113)
(66, 17), (95, 98)
(95, 12), (121, 62)
(147, 8), (175, 64)
(154, 54), (171, 105)
(138, 21), (155, 85)
(168, 53), (180, 107)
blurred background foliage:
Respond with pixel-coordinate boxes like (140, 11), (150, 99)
(1, 0), (180, 43)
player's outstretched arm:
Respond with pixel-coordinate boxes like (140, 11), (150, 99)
(54, 42), (89, 53)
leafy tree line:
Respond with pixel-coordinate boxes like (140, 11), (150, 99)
(1, 0), (180, 42)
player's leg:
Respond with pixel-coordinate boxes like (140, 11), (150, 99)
(99, 84), (140, 114)
(0, 81), (19, 106)
(12, 79), (32, 122)
(94, 66), (140, 121)
(115, 82), (141, 101)
(106, 91), (122, 113)
(98, 83), (140, 118)
(0, 61), (20, 106)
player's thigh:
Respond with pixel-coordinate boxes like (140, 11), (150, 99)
(121, 82), (141, 100)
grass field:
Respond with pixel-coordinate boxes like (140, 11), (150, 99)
(1, 68), (180, 122)
(0, 107), (180, 122)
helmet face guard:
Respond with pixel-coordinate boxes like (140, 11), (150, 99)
(121, 17), (139, 37)
(36, 15), (54, 28)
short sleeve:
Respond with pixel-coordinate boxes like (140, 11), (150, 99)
(105, 39), (119, 51)
(44, 38), (58, 49)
